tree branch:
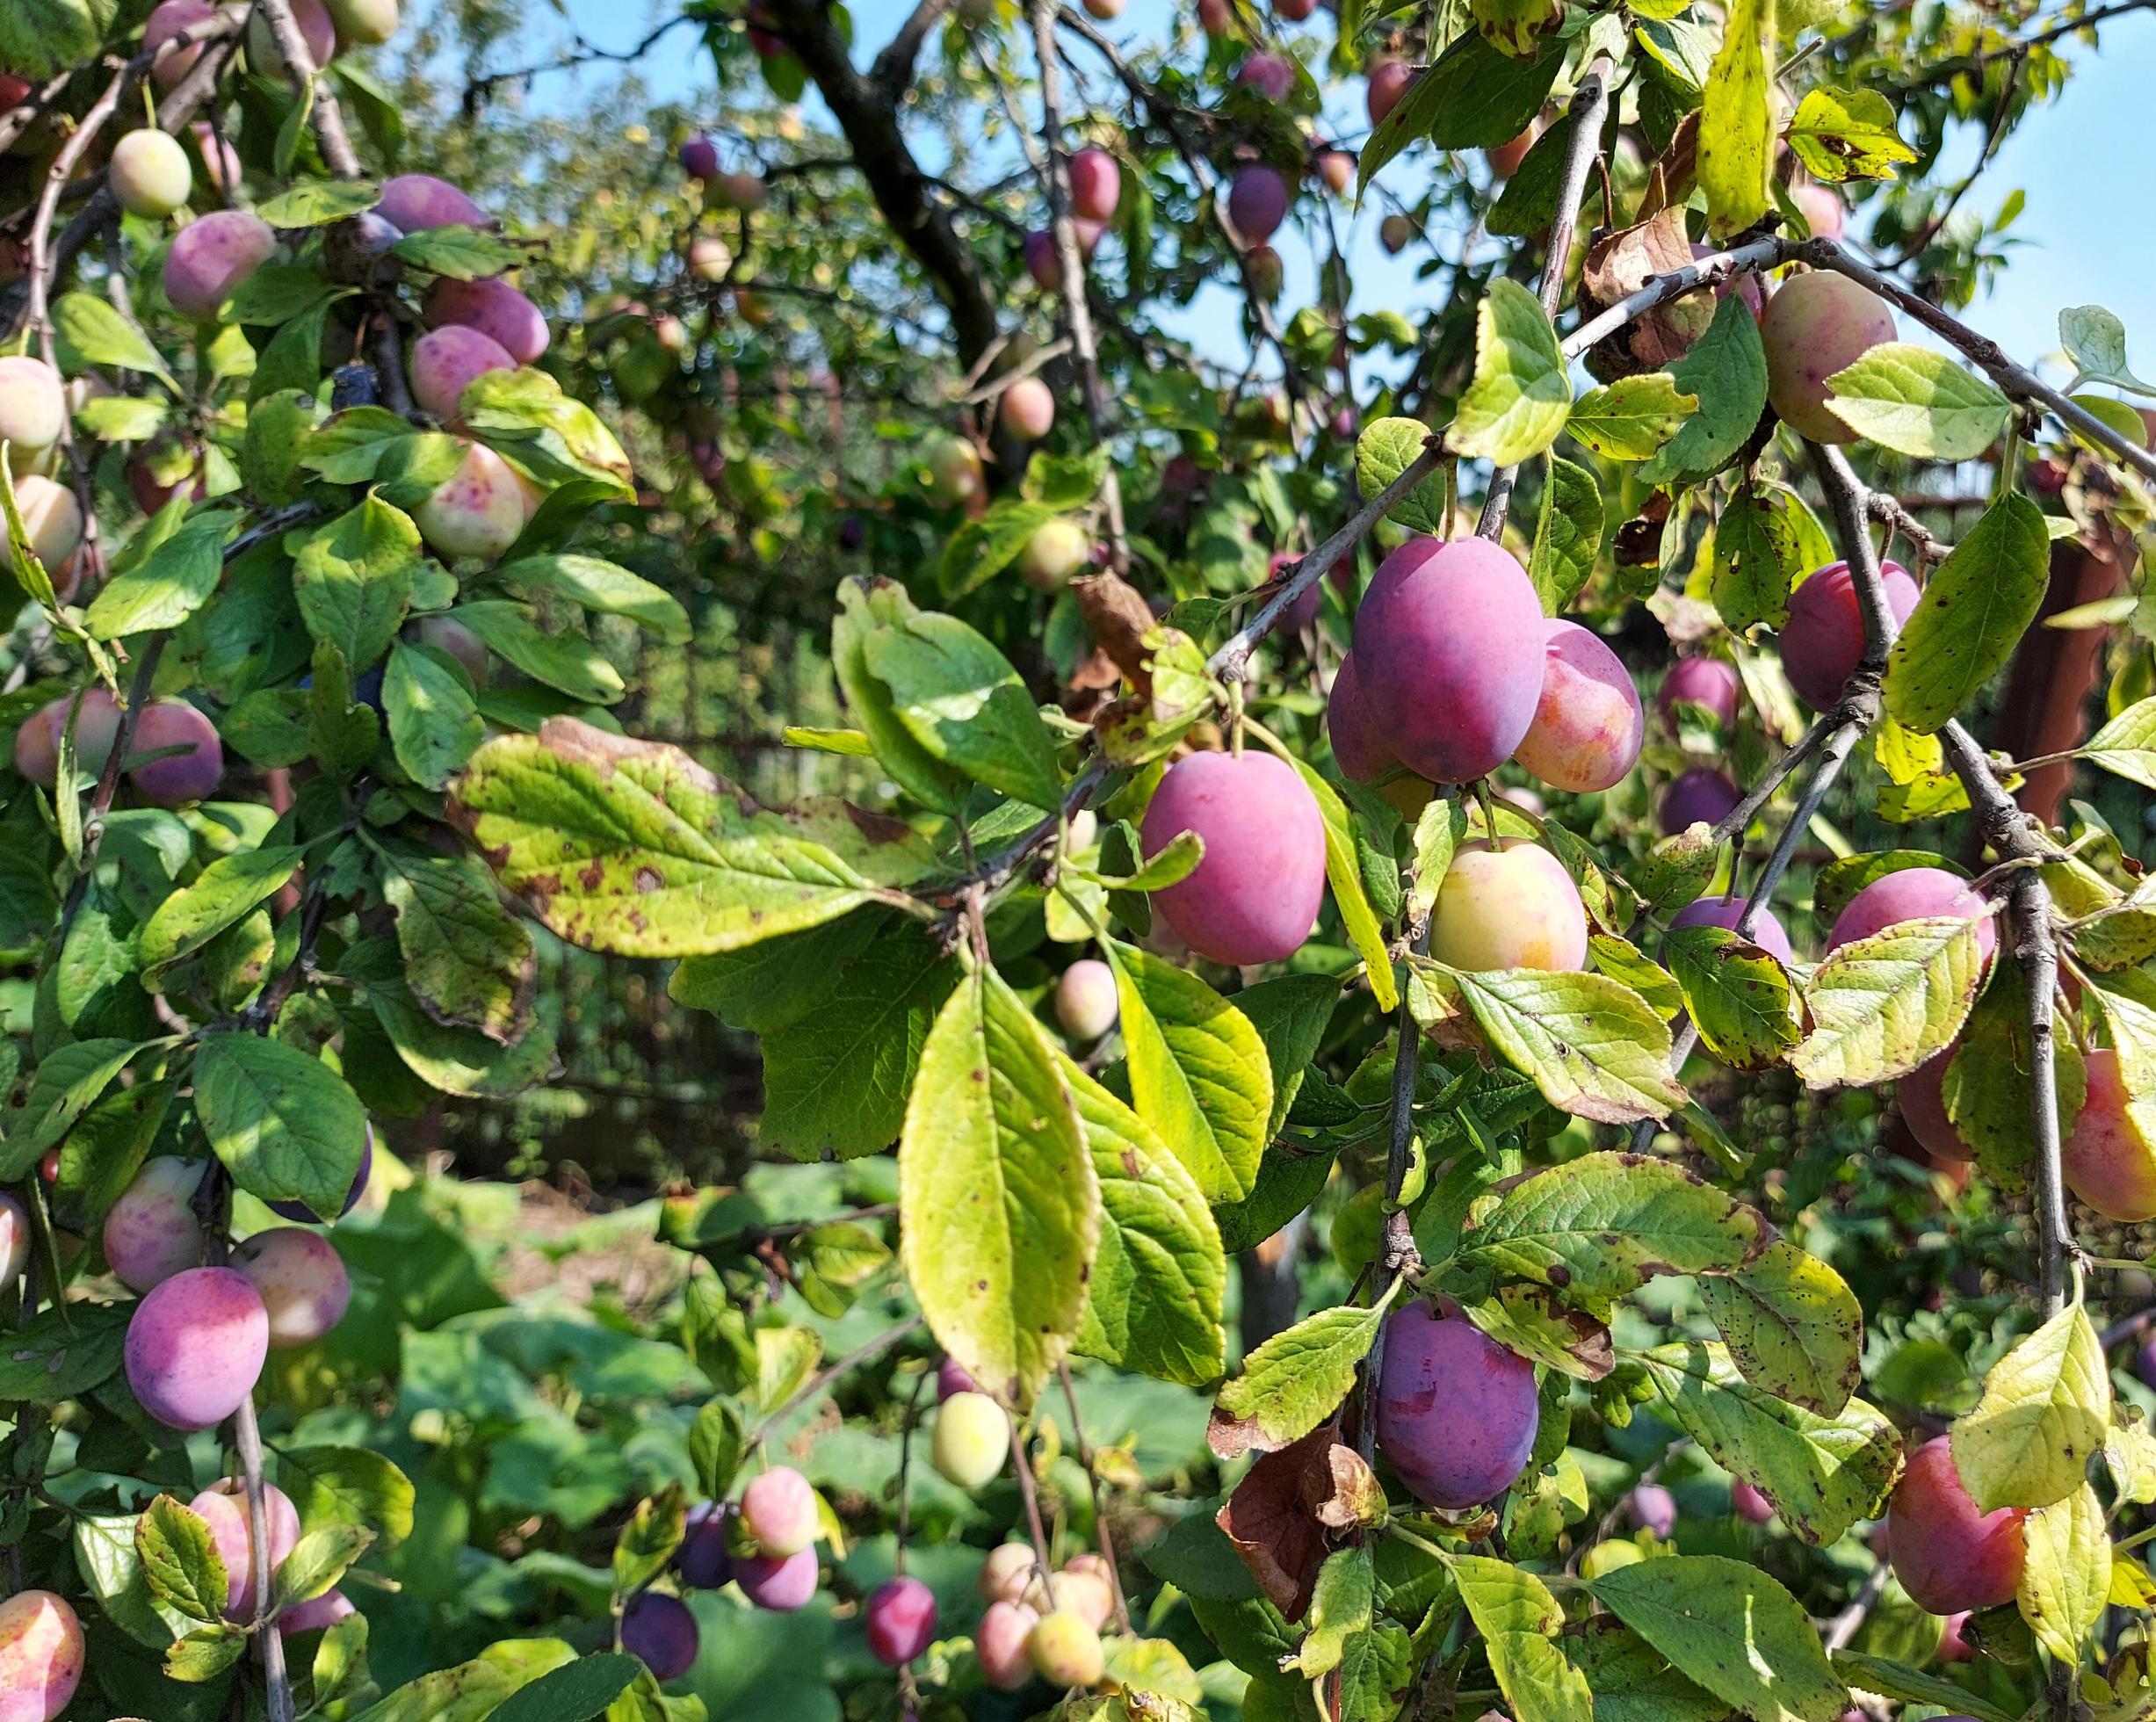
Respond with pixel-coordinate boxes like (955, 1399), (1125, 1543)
(254, 0), (361, 177)
(873, 0), (954, 95)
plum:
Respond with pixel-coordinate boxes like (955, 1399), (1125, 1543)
(1375, 1301), (1538, 1509)
(1487, 121), (1540, 178)
(1731, 1480), (1775, 1524)
(1825, 866), (1994, 966)
(2062, 1049), (2156, 1220)
(1068, 147), (1119, 221)
(1197, 0), (1230, 36)
(189, 1480), (300, 1622)
(866, 1574), (937, 1666)
(416, 442), (530, 561)
(111, 127), (193, 217)
(979, 1541), (1035, 1603)
(1141, 748), (1326, 966)
(1351, 536), (1547, 783)
(146, 1), (217, 90)
(735, 1546), (817, 1610)
(233, 1226), (351, 1346)
(279, 1588), (355, 1635)
(1026, 1567), (1112, 1632)
(741, 1465), (819, 1557)
(621, 1591), (699, 1681)
(679, 134), (720, 180)
(409, 325), (517, 423)
(1325, 653), (1393, 783)
(327, 0), (399, 46)
(1365, 59), (1413, 126)
(676, 1501), (734, 1588)
(1315, 148), (1355, 195)
(1628, 1483), (1676, 1539)
(925, 434), (983, 506)
(713, 170), (768, 212)
(0, 1590), (83, 1722)
(1084, 0), (1123, 15)
(1379, 213), (1412, 254)
(1579, 1538), (1645, 1580)
(1658, 766), (1740, 836)
(1669, 894), (1795, 964)
(1885, 1435), (2025, 1614)
(1029, 1610), (1105, 1688)
(409, 615), (489, 687)
(163, 210), (277, 320)
(190, 123), (243, 196)
(126, 1265), (268, 1429)
(103, 1157), (208, 1292)
(13, 687), (122, 785)
(11, 474), (83, 572)
(1019, 518), (1090, 590)
(934, 1390), (1011, 1488)
(999, 376), (1054, 440)
(1245, 243), (1284, 301)
(1759, 271), (1896, 444)
(0, 1192), (25, 1293)
(1024, 228), (1063, 292)
(377, 173), (488, 233)
(1428, 841), (1588, 973)
(977, 1598), (1039, 1689)
(1234, 53), (1295, 102)
(1226, 166), (1288, 242)
(423, 276), (549, 365)
(322, 211), (404, 285)
(1897, 1047), (1974, 1162)
(1513, 620), (1644, 793)
(0, 356), (64, 454)
(688, 235), (732, 281)
(247, 0), (336, 76)
(127, 698), (223, 805)
(939, 1357), (980, 1402)
(128, 438), (209, 515)
(1937, 1610), (1974, 1661)
(1791, 184), (1845, 242)
(1780, 559), (1921, 711)
(1055, 959), (1118, 1041)
(1658, 656), (1740, 728)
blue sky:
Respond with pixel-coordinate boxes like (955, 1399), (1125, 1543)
(553, 0), (2154, 387)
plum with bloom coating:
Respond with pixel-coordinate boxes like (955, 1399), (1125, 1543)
(1376, 1302), (1537, 1509)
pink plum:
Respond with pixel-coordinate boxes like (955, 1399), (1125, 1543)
(1628, 1483), (1676, 1539)
(146, 1), (217, 90)
(11, 476), (83, 573)
(103, 1157), (208, 1292)
(1669, 893), (1795, 965)
(1365, 59), (1413, 126)
(423, 277), (550, 365)
(279, 1589), (355, 1636)
(741, 1465), (818, 1557)
(1325, 651), (1393, 783)
(1376, 1302), (1538, 1509)
(1732, 1480), (1775, 1523)
(1898, 1047), (1974, 1162)
(378, 173), (488, 233)
(1512, 620), (1644, 793)
(1825, 866), (1994, 965)
(1141, 749), (1327, 966)
(13, 687), (121, 785)
(127, 699), (223, 805)
(416, 442), (531, 561)
(2062, 1049), (2156, 1221)
(939, 1357), (980, 1401)
(866, 1574), (937, 1666)
(247, 0), (336, 77)
(1791, 184), (1845, 241)
(163, 209), (277, 320)
(736, 1547), (818, 1610)
(409, 324), (516, 423)
(0, 1590), (83, 1722)
(1658, 656), (1740, 727)
(1226, 165), (1288, 242)
(0, 1193), (24, 1293)
(999, 376), (1055, 440)
(1315, 148), (1355, 195)
(1885, 1436), (2025, 1615)
(1068, 147), (1120, 221)
(125, 1266), (268, 1430)
(1234, 53), (1295, 103)
(1759, 271), (1896, 444)
(1780, 559), (1920, 712)
(189, 1480), (300, 1622)
(978, 1598), (1039, 1689)
(233, 1226), (351, 1346)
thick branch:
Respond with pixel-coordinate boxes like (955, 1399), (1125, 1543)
(873, 0), (953, 94)
(255, 0), (361, 177)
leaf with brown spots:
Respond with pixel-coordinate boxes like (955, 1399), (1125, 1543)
(1215, 1427), (1337, 1619)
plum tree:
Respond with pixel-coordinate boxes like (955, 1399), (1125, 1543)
(326, 0), (401, 46)
(410, 325), (517, 423)
(188, 1480), (300, 1622)
(866, 1574), (937, 1666)
(979, 1541), (1035, 1603)
(0, 1590), (83, 1722)
(1365, 58), (1412, 124)
(1732, 1480), (1775, 1524)
(977, 1599), (1039, 1689)
(735, 1547), (818, 1610)
(2061, 1049), (2156, 1219)
(13, 688), (121, 785)
(1428, 841), (1588, 973)
(163, 211), (278, 321)
(247, 0), (337, 78)
(0, 356), (66, 454)
(1352, 536), (1547, 783)
(1825, 866), (1995, 965)
(127, 699), (224, 806)
(1068, 147), (1120, 221)
(1779, 559), (1921, 712)
(676, 1501), (734, 1588)
(621, 1591), (699, 1680)
(1019, 517), (1092, 590)
(0, 1192), (25, 1293)
(925, 434), (984, 506)
(1885, 1436), (2026, 1614)
(232, 1227), (352, 1346)
(1669, 894), (1795, 964)
(110, 129), (193, 218)
(999, 377), (1055, 440)
(1140, 748), (1327, 966)
(103, 1157), (208, 1292)
(1759, 271), (1897, 444)
(740, 1465), (820, 1557)
(1658, 766), (1740, 836)
(378, 173), (488, 233)
(1628, 1483), (1676, 1538)
(144, 0), (216, 89)
(1511, 620), (1644, 793)
(416, 442), (532, 562)
(1657, 656), (1741, 728)
(123, 1265), (269, 1431)
(1226, 166), (1288, 242)
(1376, 1302), (1538, 1509)
(423, 277), (551, 365)
(933, 1389), (1012, 1487)
(1029, 1609), (1105, 1688)
(1054, 959), (1118, 1041)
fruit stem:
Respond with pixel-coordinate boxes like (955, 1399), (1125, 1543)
(1058, 1360), (1132, 1633)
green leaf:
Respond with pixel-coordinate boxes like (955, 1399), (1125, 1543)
(1529, 456), (1603, 612)
(353, 939), (558, 1099)
(1282, 1548), (1374, 1679)
(373, 837), (537, 1046)
(279, 1445), (416, 1549)
(1452, 1149), (1769, 1301)
(1062, 1054), (1228, 1387)
(1791, 915), (1988, 1088)
(0, 0), (115, 78)
(830, 579), (960, 811)
(138, 844), (306, 973)
(898, 964), (1098, 1407)
(1697, 0), (1775, 238)
(612, 1487), (684, 1599)
(1783, 87), (1920, 183)
(1360, 31), (1562, 186)
(2084, 696), (2156, 791)
(1825, 344), (2015, 461)
(686, 1400), (746, 1501)
(459, 369), (633, 495)
(1695, 1239), (1863, 1414)
(936, 497), (1056, 598)
(192, 1032), (370, 1219)
(1591, 1556), (1847, 1722)
(1950, 1302), (2111, 1513)
(497, 554), (692, 644)
(1711, 481), (1807, 632)
(1940, 962), (2087, 1188)
(1450, 1555), (1595, 1722)
(490, 1656), (647, 1722)
(1827, 1653), (2016, 1722)
(271, 1523), (373, 1610)
(1105, 937), (1272, 1204)
(1352, 417), (1446, 533)
(1281, 752), (1395, 1011)
(224, 264), (338, 328)
(383, 640), (484, 790)
(388, 226), (525, 280)
(347, 1639), (582, 1722)
(1883, 492), (2050, 732)
(1234, 970), (1342, 1143)
(449, 719), (880, 959)
(2017, 1482), (2110, 1663)
(2060, 304), (2156, 399)
(1451, 279), (1572, 466)
(1663, 923), (1798, 1069)
(1487, 113), (1577, 239)
(3, 1038), (146, 1178)
(1573, 1621), (1733, 1722)
(293, 498), (420, 672)
(1566, 374), (1697, 460)
(1214, 1283), (1399, 1450)
(861, 611), (1066, 812)
(54, 292), (173, 384)
(1638, 295), (1769, 488)
(450, 600), (624, 705)
(303, 406), (421, 483)
(167, 1622), (250, 1682)
(0, 1299), (127, 1398)
(135, 1496), (229, 1624)
(257, 177), (382, 228)
(83, 510), (233, 639)
(75, 394), (170, 442)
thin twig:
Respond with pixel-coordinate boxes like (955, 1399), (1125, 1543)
(1056, 1360), (1132, 1632)
(747, 1313), (925, 1450)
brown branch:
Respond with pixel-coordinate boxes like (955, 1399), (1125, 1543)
(1056, 1360), (1132, 1633)
(254, 0), (361, 177)
(873, 0), (954, 94)
(462, 14), (699, 113)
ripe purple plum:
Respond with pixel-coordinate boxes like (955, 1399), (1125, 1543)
(1366, 59), (1413, 125)
(676, 1501), (734, 1588)
(318, 211), (403, 286)
(1512, 620), (1644, 793)
(233, 1227), (351, 1346)
(378, 173), (488, 233)
(279, 1589), (355, 1636)
(1669, 894), (1795, 964)
(999, 376), (1055, 440)
(247, 0), (336, 76)
(939, 1357), (980, 1402)
(1658, 766), (1740, 836)
(1068, 147), (1119, 221)
(1428, 840), (1588, 973)
(1759, 271), (1896, 444)
(1023, 224), (1101, 293)
(679, 134), (720, 180)
(163, 209), (277, 320)
(417, 442), (531, 561)
(978, 1599), (1039, 1689)
(1235, 53), (1295, 103)
(327, 0), (401, 47)
(1377, 1302), (1537, 1508)
(1731, 1480), (1775, 1524)
(0, 356), (65, 454)
(925, 434), (983, 506)
(126, 1265), (268, 1429)
(1019, 518), (1091, 591)
(1351, 536), (1546, 783)
(13, 687), (121, 785)
(736, 1546), (817, 1611)
(1885, 1436), (2026, 1614)
(1825, 866), (1995, 967)
(741, 1465), (819, 1557)
(1226, 166), (1288, 242)
(423, 276), (549, 365)
(0, 1193), (24, 1293)
(104, 1157), (208, 1292)
(0, 1590), (83, 1722)
(189, 1480), (300, 1622)
(1658, 656), (1740, 728)
(1029, 1610), (1105, 1688)
(12, 475), (83, 572)
(934, 1390), (1012, 1488)
(146, 1), (218, 90)
(409, 324), (516, 423)
(1141, 749), (1326, 966)
(621, 1591), (699, 1681)
(1779, 559), (1921, 712)
(1055, 959), (1118, 1041)
(127, 699), (223, 805)
(1791, 184), (1845, 241)
(1628, 1483), (1677, 1539)
(2062, 1049), (2156, 1220)
(866, 1575), (937, 1666)
(1897, 1047), (1973, 1162)
(111, 127), (193, 217)
(979, 1542), (1035, 1604)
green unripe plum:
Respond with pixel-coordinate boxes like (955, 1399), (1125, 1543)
(925, 433), (983, 506)
(1028, 1610), (1104, 1688)
(1759, 271), (1895, 444)
(326, 0), (400, 46)
(1885, 1436), (2025, 1615)
(409, 615), (489, 687)
(740, 1464), (819, 1557)
(103, 1156), (208, 1292)
(1579, 1538), (1646, 1579)
(0, 355), (65, 454)
(0, 1589), (83, 1722)
(1428, 840), (1588, 973)
(934, 1389), (1011, 1487)
(232, 1226), (351, 1346)
(416, 442), (530, 561)
(2062, 1049), (2156, 1220)
(976, 1598), (1038, 1689)
(1511, 619), (1644, 793)
(1054, 959), (1118, 1041)
(110, 129), (192, 217)
(979, 1541), (1035, 1603)
(1378, 213), (1411, 254)
(1020, 517), (1091, 590)
(248, 0), (337, 78)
